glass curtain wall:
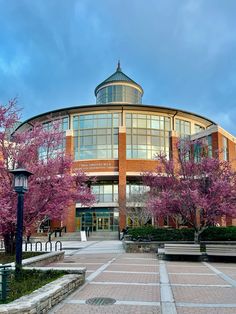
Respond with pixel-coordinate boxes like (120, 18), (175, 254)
(194, 124), (205, 134)
(126, 113), (171, 159)
(39, 116), (69, 160)
(92, 182), (118, 203)
(73, 113), (120, 160)
(42, 117), (69, 132)
(194, 135), (213, 161)
(175, 119), (191, 138)
(126, 182), (149, 198)
(96, 85), (142, 104)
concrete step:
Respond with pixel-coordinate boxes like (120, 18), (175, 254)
(28, 236), (49, 242)
(88, 231), (119, 241)
(31, 231), (119, 242)
(30, 232), (79, 242)
(52, 232), (81, 241)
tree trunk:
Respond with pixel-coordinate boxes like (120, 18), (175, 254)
(194, 230), (200, 244)
(194, 227), (206, 244)
(3, 232), (16, 255)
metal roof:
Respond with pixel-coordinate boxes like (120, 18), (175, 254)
(94, 62), (144, 96)
(14, 103), (217, 133)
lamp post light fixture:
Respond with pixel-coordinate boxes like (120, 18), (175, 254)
(9, 168), (33, 274)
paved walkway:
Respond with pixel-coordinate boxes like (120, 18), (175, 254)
(46, 241), (236, 314)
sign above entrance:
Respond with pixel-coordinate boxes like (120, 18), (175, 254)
(74, 161), (118, 171)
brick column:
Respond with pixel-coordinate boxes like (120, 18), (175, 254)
(228, 139), (236, 165)
(64, 129), (76, 232)
(118, 126), (127, 229)
(65, 204), (76, 232)
(169, 130), (179, 162)
(65, 129), (74, 159)
(211, 132), (219, 158)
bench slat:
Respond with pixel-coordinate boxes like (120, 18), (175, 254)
(206, 245), (236, 256)
(164, 244), (201, 255)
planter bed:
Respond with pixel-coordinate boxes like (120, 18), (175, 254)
(0, 251), (86, 313)
(0, 273), (85, 313)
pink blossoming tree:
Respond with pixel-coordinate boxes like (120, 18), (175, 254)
(0, 99), (94, 253)
(144, 141), (236, 243)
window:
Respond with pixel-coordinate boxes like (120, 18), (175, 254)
(126, 182), (149, 198)
(194, 135), (213, 161)
(39, 116), (69, 160)
(222, 136), (228, 161)
(73, 113), (120, 160)
(96, 85), (142, 104)
(194, 124), (205, 134)
(207, 135), (213, 157)
(175, 119), (191, 138)
(91, 182), (118, 203)
(126, 113), (170, 160)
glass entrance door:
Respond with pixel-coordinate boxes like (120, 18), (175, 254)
(76, 208), (118, 231)
(97, 217), (109, 230)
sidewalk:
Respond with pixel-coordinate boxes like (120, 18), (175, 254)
(45, 241), (236, 314)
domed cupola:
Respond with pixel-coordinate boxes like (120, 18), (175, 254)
(95, 62), (144, 104)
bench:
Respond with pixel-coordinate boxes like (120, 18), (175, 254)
(164, 244), (201, 256)
(205, 245), (236, 257)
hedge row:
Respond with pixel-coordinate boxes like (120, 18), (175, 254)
(201, 226), (236, 241)
(127, 226), (236, 241)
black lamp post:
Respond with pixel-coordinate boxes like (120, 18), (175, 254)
(9, 168), (33, 274)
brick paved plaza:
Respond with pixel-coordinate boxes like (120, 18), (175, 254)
(46, 241), (236, 314)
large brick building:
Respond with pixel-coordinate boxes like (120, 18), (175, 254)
(18, 63), (236, 233)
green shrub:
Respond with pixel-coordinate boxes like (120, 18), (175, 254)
(127, 226), (194, 241)
(127, 226), (236, 242)
(201, 226), (236, 241)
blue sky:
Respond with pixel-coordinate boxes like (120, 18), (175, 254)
(1, 0), (236, 135)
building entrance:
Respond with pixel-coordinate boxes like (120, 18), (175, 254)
(75, 207), (119, 232)
(97, 217), (109, 230)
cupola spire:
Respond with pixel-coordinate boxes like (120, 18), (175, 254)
(95, 63), (144, 104)
(117, 60), (121, 72)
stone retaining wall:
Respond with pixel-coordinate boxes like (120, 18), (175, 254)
(7, 251), (65, 268)
(0, 273), (85, 313)
(24, 251), (65, 267)
(123, 240), (159, 253)
(0, 251), (85, 313)
(123, 240), (236, 253)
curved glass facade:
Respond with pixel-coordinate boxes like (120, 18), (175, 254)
(96, 85), (142, 104)
(72, 111), (208, 161)
(39, 116), (69, 160)
(126, 113), (171, 159)
(73, 113), (120, 160)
